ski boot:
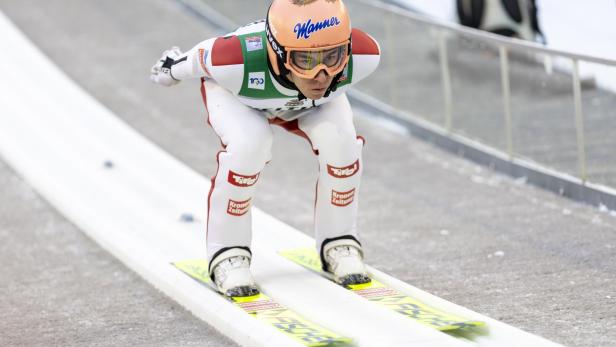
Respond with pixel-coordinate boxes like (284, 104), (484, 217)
(322, 239), (371, 286)
(210, 248), (259, 297)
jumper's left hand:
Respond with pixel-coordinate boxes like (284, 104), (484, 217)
(150, 46), (182, 87)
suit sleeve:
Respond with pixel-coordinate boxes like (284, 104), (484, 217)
(170, 36), (245, 95)
(169, 37), (216, 80)
(350, 28), (381, 84)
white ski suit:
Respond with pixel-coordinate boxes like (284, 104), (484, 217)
(164, 20), (380, 266)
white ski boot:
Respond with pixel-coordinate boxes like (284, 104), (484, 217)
(322, 239), (371, 286)
(210, 248), (259, 297)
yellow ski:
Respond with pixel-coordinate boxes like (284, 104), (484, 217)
(173, 259), (352, 347)
(279, 248), (485, 332)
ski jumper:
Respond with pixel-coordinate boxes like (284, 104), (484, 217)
(169, 21), (380, 264)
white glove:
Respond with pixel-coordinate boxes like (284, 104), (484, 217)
(150, 47), (183, 87)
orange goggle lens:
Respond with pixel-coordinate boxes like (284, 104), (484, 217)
(286, 45), (349, 79)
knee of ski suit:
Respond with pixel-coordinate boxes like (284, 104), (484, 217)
(225, 125), (274, 173)
(309, 122), (363, 168)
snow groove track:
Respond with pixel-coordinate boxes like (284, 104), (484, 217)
(0, 10), (563, 347)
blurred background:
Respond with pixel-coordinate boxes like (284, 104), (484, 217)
(364, 0), (616, 190)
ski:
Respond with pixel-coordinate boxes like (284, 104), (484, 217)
(172, 259), (352, 347)
(279, 248), (485, 332)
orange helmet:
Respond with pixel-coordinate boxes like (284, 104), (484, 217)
(266, 0), (352, 79)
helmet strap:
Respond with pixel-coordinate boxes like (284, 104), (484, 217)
(323, 70), (344, 98)
(266, 52), (297, 89)
(324, 38), (352, 98)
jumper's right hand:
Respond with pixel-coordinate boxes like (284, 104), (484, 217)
(150, 47), (182, 87)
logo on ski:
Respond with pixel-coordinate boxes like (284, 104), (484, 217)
(228, 170), (260, 187)
(172, 259), (352, 346)
(227, 198), (251, 216)
(327, 160), (359, 178)
(279, 248), (486, 332)
(236, 299), (281, 312)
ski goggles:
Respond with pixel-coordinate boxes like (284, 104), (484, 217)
(285, 43), (350, 79)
